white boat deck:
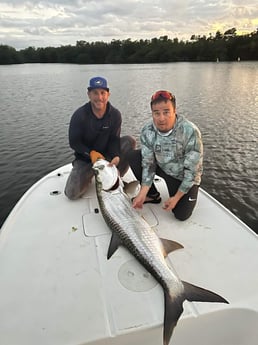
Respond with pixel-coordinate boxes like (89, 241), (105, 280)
(0, 164), (257, 345)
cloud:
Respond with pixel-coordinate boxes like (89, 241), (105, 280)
(0, 0), (257, 49)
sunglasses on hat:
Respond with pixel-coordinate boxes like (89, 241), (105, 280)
(151, 90), (175, 102)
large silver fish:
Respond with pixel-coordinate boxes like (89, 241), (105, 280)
(93, 159), (228, 345)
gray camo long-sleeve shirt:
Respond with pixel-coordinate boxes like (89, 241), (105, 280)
(140, 114), (203, 194)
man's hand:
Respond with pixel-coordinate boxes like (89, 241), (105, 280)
(132, 185), (149, 209)
(90, 150), (104, 164)
(162, 191), (185, 211)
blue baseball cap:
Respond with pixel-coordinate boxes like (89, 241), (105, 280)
(88, 76), (109, 91)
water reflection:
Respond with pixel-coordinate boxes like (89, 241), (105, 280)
(0, 62), (257, 231)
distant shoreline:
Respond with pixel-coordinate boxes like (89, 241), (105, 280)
(1, 29), (258, 65)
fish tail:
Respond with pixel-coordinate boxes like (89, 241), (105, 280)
(163, 291), (184, 345)
(163, 282), (228, 345)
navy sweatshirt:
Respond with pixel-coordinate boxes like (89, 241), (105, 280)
(69, 102), (121, 162)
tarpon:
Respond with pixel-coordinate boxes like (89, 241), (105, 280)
(93, 159), (228, 345)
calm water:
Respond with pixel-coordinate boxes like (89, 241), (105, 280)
(0, 62), (257, 232)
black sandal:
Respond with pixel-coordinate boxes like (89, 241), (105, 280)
(144, 192), (162, 204)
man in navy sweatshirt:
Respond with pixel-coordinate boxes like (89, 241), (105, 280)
(65, 76), (135, 200)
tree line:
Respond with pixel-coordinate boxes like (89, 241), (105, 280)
(1, 28), (257, 65)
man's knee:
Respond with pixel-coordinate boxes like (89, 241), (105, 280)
(64, 184), (80, 200)
(172, 203), (194, 221)
(173, 210), (192, 221)
(64, 162), (93, 200)
(120, 135), (136, 154)
(118, 136), (136, 176)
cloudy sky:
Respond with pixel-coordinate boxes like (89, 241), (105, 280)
(0, 0), (257, 49)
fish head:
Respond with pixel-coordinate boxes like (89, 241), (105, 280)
(92, 159), (120, 191)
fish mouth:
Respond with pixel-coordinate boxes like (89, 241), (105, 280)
(93, 159), (120, 191)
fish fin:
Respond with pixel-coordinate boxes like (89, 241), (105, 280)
(163, 282), (228, 345)
(182, 281), (229, 304)
(160, 238), (184, 257)
(163, 291), (184, 345)
(107, 233), (122, 259)
(123, 181), (140, 198)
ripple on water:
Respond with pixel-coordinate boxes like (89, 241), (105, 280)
(0, 62), (257, 232)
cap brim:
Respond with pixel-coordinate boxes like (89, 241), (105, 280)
(88, 87), (109, 91)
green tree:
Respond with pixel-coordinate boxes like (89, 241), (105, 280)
(1, 29), (258, 64)
(20, 46), (39, 63)
(0, 45), (22, 64)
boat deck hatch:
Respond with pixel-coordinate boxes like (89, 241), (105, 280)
(83, 196), (159, 237)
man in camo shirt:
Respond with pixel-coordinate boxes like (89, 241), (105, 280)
(129, 90), (203, 221)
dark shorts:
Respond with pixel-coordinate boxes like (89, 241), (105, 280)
(156, 166), (199, 221)
(64, 159), (94, 200)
